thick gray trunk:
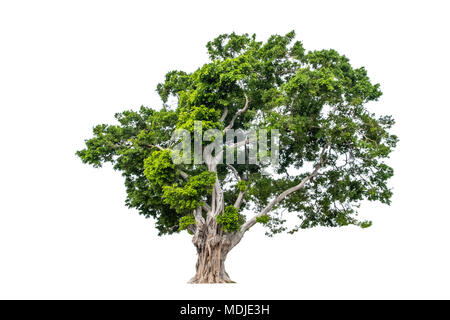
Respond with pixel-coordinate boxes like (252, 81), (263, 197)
(189, 221), (238, 284)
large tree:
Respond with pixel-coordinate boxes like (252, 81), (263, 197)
(76, 31), (397, 283)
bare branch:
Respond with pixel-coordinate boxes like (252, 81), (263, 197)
(227, 164), (241, 181)
(224, 93), (249, 131)
(213, 178), (225, 217)
(177, 169), (189, 180)
(187, 224), (196, 234)
(193, 207), (205, 225)
(234, 191), (246, 209)
(227, 164), (246, 209)
(240, 144), (330, 233)
(220, 107), (228, 122)
(289, 96), (295, 116)
(139, 143), (164, 151)
(212, 137), (249, 166)
(202, 203), (211, 212)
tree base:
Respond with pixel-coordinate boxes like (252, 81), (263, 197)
(188, 275), (236, 284)
(190, 223), (238, 284)
(189, 242), (235, 284)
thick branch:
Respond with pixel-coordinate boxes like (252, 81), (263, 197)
(240, 167), (320, 232)
(202, 203), (211, 212)
(193, 207), (205, 225)
(234, 191), (246, 209)
(227, 164), (241, 181)
(213, 178), (225, 217)
(211, 137), (249, 167)
(240, 144), (330, 233)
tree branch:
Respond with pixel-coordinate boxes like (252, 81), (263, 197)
(211, 137), (249, 167)
(213, 178), (225, 217)
(240, 144), (330, 233)
(187, 224), (196, 234)
(227, 164), (246, 209)
(224, 93), (249, 131)
(220, 107), (229, 122)
(289, 96), (295, 116)
(177, 169), (189, 180)
(227, 164), (241, 181)
(139, 143), (164, 151)
(202, 203), (211, 213)
(234, 191), (246, 210)
(193, 207), (205, 225)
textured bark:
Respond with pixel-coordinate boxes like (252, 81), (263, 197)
(187, 97), (248, 284)
(189, 222), (236, 284)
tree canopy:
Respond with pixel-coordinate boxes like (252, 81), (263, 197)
(77, 31), (397, 238)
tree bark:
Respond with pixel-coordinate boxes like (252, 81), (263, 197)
(189, 224), (235, 284)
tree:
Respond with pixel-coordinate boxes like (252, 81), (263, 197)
(76, 31), (398, 283)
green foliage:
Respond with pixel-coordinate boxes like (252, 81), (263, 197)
(178, 215), (196, 233)
(359, 220), (373, 229)
(237, 180), (248, 192)
(217, 206), (246, 232)
(256, 215), (270, 224)
(77, 107), (181, 235)
(77, 31), (397, 237)
(143, 150), (175, 186)
(177, 104), (221, 132)
(162, 171), (216, 214)
(156, 70), (191, 103)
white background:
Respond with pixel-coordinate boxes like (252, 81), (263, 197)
(1, 0), (449, 299)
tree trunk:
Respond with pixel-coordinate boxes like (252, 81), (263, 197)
(189, 226), (235, 284)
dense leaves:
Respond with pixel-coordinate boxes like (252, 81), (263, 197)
(162, 171), (216, 214)
(217, 206), (246, 232)
(178, 215), (196, 234)
(77, 31), (397, 236)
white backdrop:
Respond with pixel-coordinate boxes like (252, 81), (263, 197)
(1, 0), (449, 299)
